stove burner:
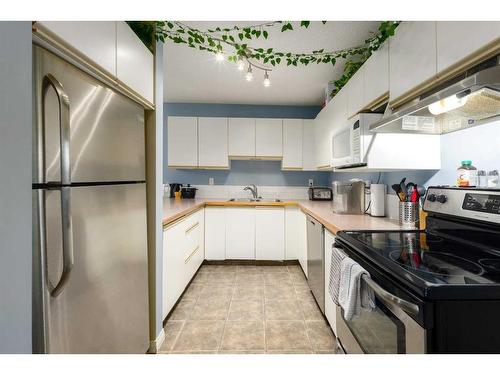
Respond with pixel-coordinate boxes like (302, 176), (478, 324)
(389, 251), (484, 277)
(479, 259), (500, 273)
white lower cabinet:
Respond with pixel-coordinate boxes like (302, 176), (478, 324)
(225, 207), (255, 259)
(162, 208), (204, 319)
(324, 229), (337, 335)
(255, 207), (285, 260)
(204, 207), (226, 260)
(285, 207), (300, 260)
(163, 219), (184, 319)
(298, 209), (308, 277)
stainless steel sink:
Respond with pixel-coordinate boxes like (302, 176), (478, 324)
(227, 198), (282, 203)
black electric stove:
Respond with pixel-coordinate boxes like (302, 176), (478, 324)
(334, 186), (500, 353)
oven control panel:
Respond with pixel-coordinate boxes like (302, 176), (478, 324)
(462, 193), (500, 215)
(423, 187), (500, 224)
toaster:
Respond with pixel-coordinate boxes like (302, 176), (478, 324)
(308, 187), (333, 201)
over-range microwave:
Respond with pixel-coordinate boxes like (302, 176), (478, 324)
(331, 113), (382, 169)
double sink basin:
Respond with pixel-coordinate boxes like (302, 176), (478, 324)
(227, 198), (282, 203)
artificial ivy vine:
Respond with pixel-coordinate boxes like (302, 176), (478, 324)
(127, 20), (399, 98)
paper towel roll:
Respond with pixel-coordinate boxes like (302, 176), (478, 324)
(370, 184), (386, 217)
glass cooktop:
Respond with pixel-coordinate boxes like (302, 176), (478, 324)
(343, 231), (500, 286)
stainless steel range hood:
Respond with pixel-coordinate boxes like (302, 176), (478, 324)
(370, 58), (500, 134)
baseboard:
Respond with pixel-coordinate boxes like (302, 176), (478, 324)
(203, 259), (300, 266)
(148, 328), (166, 354)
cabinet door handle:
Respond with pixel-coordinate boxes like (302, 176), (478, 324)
(184, 245), (200, 264)
(185, 222), (199, 235)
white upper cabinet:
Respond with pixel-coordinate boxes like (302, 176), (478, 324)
(167, 116), (198, 168)
(255, 207), (285, 260)
(314, 113), (331, 169)
(347, 66), (365, 118)
(255, 119), (283, 158)
(302, 120), (316, 171)
(282, 119), (303, 169)
(116, 22), (154, 103)
(331, 87), (348, 130)
(436, 22), (500, 74)
(363, 40), (389, 107)
(225, 208), (255, 259)
(198, 117), (229, 169)
(37, 21), (117, 75)
(228, 118), (256, 157)
(389, 21), (437, 104)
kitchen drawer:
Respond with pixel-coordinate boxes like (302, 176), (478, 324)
(183, 209), (204, 284)
(163, 208), (204, 318)
(183, 210), (203, 258)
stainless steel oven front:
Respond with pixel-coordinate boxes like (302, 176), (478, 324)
(334, 246), (427, 354)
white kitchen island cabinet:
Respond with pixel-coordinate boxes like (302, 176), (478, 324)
(255, 207), (285, 260)
(225, 207), (255, 259)
(255, 119), (283, 158)
(198, 117), (229, 169)
(167, 116), (198, 168)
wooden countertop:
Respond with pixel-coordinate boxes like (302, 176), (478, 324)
(163, 197), (401, 234)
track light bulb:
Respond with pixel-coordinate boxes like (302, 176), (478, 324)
(245, 65), (253, 81)
(263, 71), (271, 87)
(215, 52), (224, 61)
(237, 59), (245, 71)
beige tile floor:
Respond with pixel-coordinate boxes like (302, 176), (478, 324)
(159, 264), (336, 354)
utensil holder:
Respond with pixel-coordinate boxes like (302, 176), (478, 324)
(399, 202), (419, 229)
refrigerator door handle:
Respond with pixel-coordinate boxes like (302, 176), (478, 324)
(42, 73), (74, 297)
(48, 186), (74, 297)
(42, 73), (71, 185)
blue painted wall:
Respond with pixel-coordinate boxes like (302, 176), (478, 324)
(163, 103), (330, 187)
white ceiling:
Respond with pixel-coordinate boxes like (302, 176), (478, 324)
(163, 21), (380, 106)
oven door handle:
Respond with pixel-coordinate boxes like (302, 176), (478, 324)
(333, 243), (420, 316)
(362, 275), (419, 315)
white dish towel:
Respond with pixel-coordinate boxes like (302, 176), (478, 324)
(328, 246), (346, 305)
(338, 257), (376, 321)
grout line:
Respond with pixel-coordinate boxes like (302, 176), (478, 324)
(167, 320), (186, 353)
(291, 267), (315, 353)
(216, 283), (235, 353)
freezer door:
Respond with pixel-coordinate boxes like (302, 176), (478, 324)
(33, 45), (145, 184)
(39, 183), (149, 353)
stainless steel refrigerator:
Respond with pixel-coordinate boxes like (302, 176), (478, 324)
(32, 45), (150, 353)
